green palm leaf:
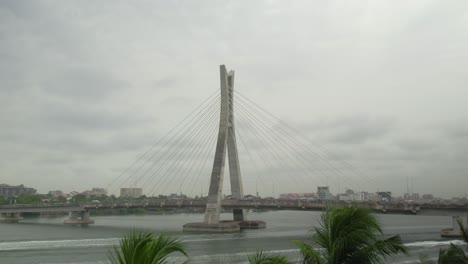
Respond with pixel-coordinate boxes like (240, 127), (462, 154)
(109, 231), (187, 264)
(438, 243), (468, 264)
(456, 218), (468, 245)
(248, 250), (293, 264)
(292, 240), (325, 264)
(294, 206), (407, 264)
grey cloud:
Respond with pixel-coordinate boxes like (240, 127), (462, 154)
(396, 138), (437, 153)
(152, 77), (178, 90)
(443, 123), (468, 140)
(159, 96), (198, 107)
(295, 115), (395, 145)
(41, 104), (146, 131)
(42, 68), (128, 102)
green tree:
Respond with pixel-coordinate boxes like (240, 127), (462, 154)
(17, 193), (42, 204)
(109, 231), (187, 264)
(58, 196), (67, 203)
(72, 194), (87, 203)
(293, 206), (408, 264)
(248, 250), (292, 264)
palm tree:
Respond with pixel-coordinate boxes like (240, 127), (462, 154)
(457, 217), (468, 246)
(418, 254), (434, 264)
(438, 243), (468, 264)
(293, 206), (408, 264)
(436, 218), (468, 264)
(248, 250), (293, 264)
(109, 231), (187, 264)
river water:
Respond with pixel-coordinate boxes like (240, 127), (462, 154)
(0, 210), (465, 264)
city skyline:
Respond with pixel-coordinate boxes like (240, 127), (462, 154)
(1, 1), (467, 198)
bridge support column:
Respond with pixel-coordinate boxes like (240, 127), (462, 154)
(0, 213), (22, 223)
(63, 211), (94, 225)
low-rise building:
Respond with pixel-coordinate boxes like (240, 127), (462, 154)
(422, 194), (434, 200)
(377, 191), (392, 202)
(0, 184), (36, 198)
(279, 193), (316, 200)
(338, 189), (367, 202)
(317, 186), (332, 200)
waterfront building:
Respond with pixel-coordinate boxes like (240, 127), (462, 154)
(337, 189), (368, 202)
(422, 194), (434, 200)
(317, 186), (332, 200)
(377, 191), (392, 202)
(279, 192), (315, 200)
(0, 184), (36, 198)
(365, 192), (380, 202)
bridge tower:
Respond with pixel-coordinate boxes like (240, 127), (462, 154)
(204, 65), (245, 224)
(183, 65), (265, 232)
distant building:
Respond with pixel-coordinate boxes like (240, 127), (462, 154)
(279, 193), (316, 200)
(377, 191), (392, 202)
(120, 188), (142, 198)
(317, 186), (332, 200)
(365, 192), (379, 202)
(422, 194), (434, 200)
(0, 184), (36, 198)
(404, 193), (420, 200)
(338, 189), (367, 202)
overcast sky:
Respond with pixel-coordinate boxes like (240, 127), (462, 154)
(1, 1), (467, 198)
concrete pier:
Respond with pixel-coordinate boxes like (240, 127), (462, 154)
(441, 215), (467, 237)
(0, 212), (22, 223)
(63, 211), (94, 225)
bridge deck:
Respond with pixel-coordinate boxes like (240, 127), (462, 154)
(0, 199), (465, 215)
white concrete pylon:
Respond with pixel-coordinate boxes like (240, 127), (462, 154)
(204, 65), (245, 224)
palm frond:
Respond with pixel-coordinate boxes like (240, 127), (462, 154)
(348, 235), (408, 264)
(248, 250), (292, 264)
(438, 243), (468, 264)
(456, 218), (468, 245)
(419, 254), (435, 264)
(292, 240), (324, 264)
(108, 231), (187, 264)
(294, 206), (407, 264)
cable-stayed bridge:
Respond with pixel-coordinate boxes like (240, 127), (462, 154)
(105, 65), (382, 231)
(0, 65), (454, 229)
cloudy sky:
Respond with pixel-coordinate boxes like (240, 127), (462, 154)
(0, 0), (467, 198)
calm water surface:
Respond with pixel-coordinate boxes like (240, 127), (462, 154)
(0, 211), (465, 264)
